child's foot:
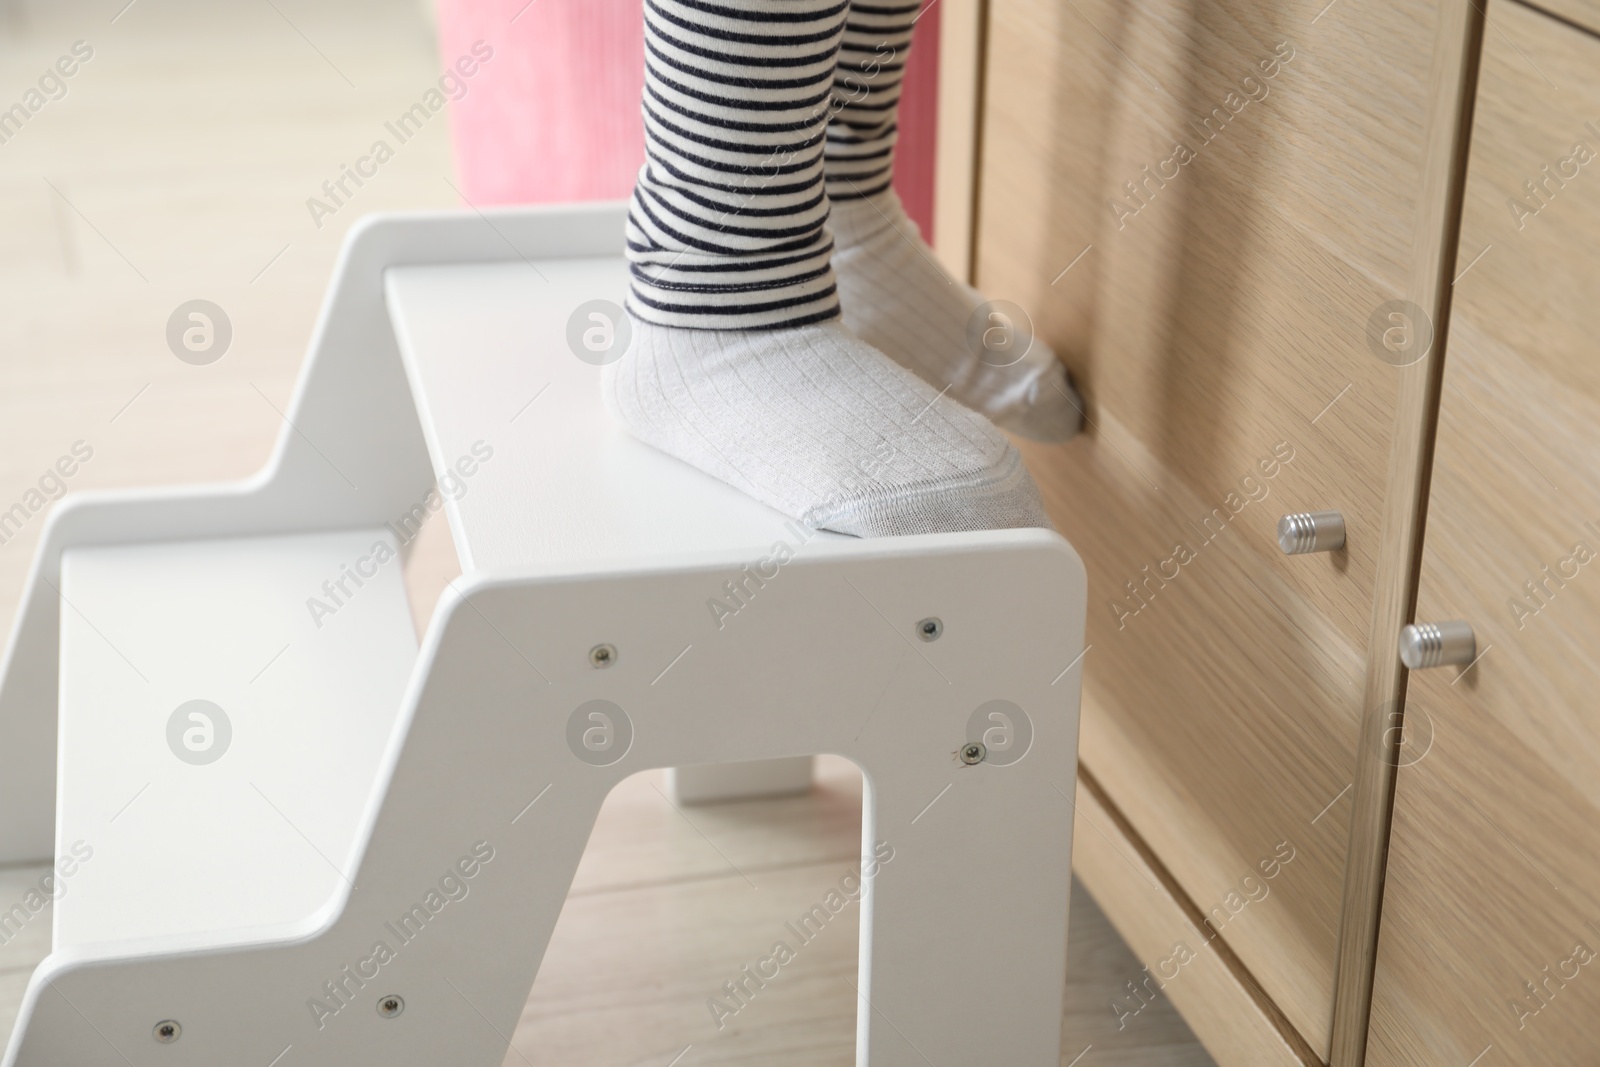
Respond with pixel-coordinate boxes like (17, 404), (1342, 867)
(602, 318), (1052, 537)
(830, 191), (1084, 443)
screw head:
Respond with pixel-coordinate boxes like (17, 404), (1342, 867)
(960, 742), (986, 765)
(153, 1020), (181, 1043)
(916, 617), (943, 642)
(377, 995), (405, 1019)
(589, 644), (617, 669)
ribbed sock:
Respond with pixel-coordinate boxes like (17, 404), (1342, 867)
(603, 318), (1051, 536)
(612, 0), (1052, 535)
(823, 3), (1083, 441)
(831, 190), (1084, 441)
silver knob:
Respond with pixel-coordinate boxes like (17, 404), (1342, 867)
(1278, 510), (1346, 555)
(1399, 621), (1476, 670)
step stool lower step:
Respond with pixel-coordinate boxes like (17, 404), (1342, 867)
(56, 529), (417, 951)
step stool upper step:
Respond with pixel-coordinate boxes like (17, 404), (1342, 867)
(385, 257), (845, 576)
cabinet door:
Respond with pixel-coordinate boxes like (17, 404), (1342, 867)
(1530, 0), (1600, 35)
(1367, 4), (1600, 1063)
(977, 0), (1443, 1055)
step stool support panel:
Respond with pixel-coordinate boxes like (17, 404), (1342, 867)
(7, 530), (1084, 1067)
(0, 204), (631, 863)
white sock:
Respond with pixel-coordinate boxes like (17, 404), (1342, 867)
(602, 317), (1052, 537)
(830, 191), (1084, 442)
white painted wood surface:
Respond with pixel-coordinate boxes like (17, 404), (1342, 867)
(3, 209), (1088, 1066)
(15, 529), (1087, 1067)
(2, 769), (1215, 1067)
(668, 757), (817, 804)
(0, 6), (1213, 1063)
(387, 256), (847, 575)
(56, 530), (416, 951)
(0, 205), (628, 865)
(386, 251), (836, 803)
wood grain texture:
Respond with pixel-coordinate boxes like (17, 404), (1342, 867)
(0, 765), (1219, 1066)
(933, 0), (986, 280)
(0, 0), (460, 644)
(981, 0), (1444, 1053)
(1016, 419), (1362, 1060)
(510, 764), (1216, 1066)
(1327, 0), (1487, 1063)
(1516, 0), (1600, 35)
(1367, 6), (1600, 1064)
(1072, 770), (1317, 1066)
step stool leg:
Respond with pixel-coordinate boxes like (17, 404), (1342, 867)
(855, 763), (1073, 1065)
(667, 755), (814, 804)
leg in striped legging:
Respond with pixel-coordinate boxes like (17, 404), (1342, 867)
(826, 1), (1083, 442)
(605, 0), (1051, 536)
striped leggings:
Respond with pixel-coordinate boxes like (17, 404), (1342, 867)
(624, 0), (919, 331)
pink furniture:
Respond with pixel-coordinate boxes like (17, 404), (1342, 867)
(437, 0), (942, 240)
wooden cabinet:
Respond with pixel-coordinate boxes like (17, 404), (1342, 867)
(1367, 4), (1600, 1063)
(966, 0), (1600, 1060)
(1532, 0), (1600, 34)
(974, 0), (1445, 1058)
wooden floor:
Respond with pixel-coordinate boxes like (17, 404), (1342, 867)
(0, 0), (1214, 1062)
(0, 763), (1213, 1065)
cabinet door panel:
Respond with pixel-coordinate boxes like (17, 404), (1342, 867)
(1368, 5), (1600, 1064)
(1533, 0), (1600, 35)
(980, 0), (1441, 1053)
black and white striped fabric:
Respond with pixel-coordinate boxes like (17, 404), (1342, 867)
(825, 0), (919, 203)
(626, 0), (851, 331)
(626, 0), (923, 331)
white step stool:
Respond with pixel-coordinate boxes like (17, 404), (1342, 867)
(0, 203), (1086, 1066)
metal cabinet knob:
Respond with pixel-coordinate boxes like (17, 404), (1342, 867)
(1399, 621), (1476, 670)
(1278, 510), (1346, 555)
